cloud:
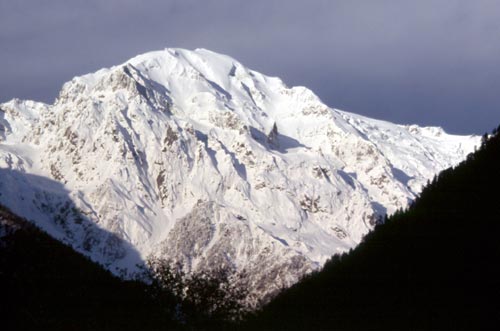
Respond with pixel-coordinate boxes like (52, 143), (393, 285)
(1, 0), (499, 133)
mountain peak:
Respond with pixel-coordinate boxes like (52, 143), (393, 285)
(0, 48), (480, 306)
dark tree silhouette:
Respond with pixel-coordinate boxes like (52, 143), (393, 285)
(242, 124), (500, 331)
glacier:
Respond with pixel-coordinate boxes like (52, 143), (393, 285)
(0, 48), (479, 305)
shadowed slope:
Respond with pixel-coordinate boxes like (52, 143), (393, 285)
(0, 171), (178, 331)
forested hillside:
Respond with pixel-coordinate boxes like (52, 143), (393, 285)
(244, 125), (500, 331)
(0, 202), (247, 330)
(0, 205), (180, 331)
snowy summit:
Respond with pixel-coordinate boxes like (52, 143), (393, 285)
(0, 48), (479, 304)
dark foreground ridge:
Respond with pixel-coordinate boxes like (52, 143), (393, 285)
(0, 204), (181, 331)
(0, 201), (244, 330)
(242, 125), (500, 330)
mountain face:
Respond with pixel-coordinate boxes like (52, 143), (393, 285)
(0, 48), (478, 304)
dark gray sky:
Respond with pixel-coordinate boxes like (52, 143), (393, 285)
(1, 0), (499, 134)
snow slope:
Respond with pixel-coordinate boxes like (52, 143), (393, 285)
(0, 48), (479, 304)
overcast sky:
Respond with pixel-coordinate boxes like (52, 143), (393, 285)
(1, 0), (499, 134)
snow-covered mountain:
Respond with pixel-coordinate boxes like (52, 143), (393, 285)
(0, 48), (479, 304)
